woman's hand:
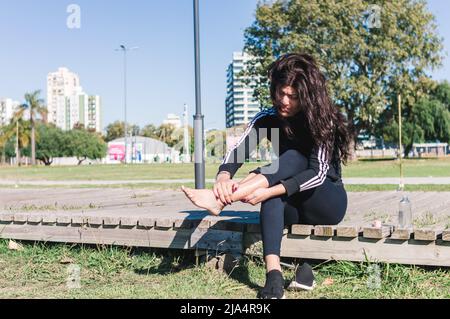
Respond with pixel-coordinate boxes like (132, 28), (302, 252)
(214, 172), (239, 205)
(242, 188), (272, 206)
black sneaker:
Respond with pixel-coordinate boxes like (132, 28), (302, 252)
(287, 262), (316, 291)
(257, 270), (286, 299)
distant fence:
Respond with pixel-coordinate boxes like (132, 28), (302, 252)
(356, 149), (397, 158)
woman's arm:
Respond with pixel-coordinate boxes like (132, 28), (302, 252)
(237, 172), (257, 185)
(243, 183), (287, 206)
(267, 183), (287, 198)
(217, 109), (272, 179)
(280, 145), (330, 197)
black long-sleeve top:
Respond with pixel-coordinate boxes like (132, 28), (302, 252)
(217, 108), (343, 197)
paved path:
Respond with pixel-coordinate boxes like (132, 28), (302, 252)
(1, 177), (450, 185)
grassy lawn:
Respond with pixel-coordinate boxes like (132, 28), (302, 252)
(0, 240), (448, 299)
(342, 157), (450, 178)
(0, 157), (449, 181)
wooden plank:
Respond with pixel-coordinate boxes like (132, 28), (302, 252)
(71, 215), (85, 225)
(314, 225), (335, 237)
(391, 228), (413, 240)
(192, 219), (211, 229)
(414, 229), (441, 241)
(86, 216), (103, 226)
(0, 223), (239, 253)
(0, 224), (82, 243)
(41, 214), (57, 224)
(27, 214), (42, 224)
(443, 230), (450, 242)
(336, 226), (361, 238)
(173, 218), (193, 229)
(0, 213), (14, 222)
(119, 217), (138, 227)
(190, 228), (242, 253)
(155, 218), (174, 229)
(209, 220), (245, 232)
(56, 216), (71, 225)
(291, 224), (313, 236)
(138, 217), (155, 228)
(363, 226), (392, 239)
(103, 216), (121, 227)
(13, 213), (28, 223)
(277, 235), (450, 267)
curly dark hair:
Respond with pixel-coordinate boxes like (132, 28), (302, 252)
(268, 53), (351, 163)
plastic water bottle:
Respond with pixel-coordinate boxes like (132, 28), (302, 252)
(398, 195), (412, 228)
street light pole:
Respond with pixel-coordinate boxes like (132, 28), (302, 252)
(16, 119), (19, 167)
(116, 45), (138, 164)
(193, 0), (205, 189)
(398, 94), (404, 191)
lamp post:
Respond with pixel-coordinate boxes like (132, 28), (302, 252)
(193, 0), (205, 188)
(398, 94), (404, 191)
(116, 45), (138, 164)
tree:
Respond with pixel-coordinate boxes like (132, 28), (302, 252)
(105, 121), (140, 142)
(434, 81), (450, 111)
(0, 125), (13, 164)
(140, 124), (158, 139)
(35, 124), (66, 166)
(105, 121), (124, 142)
(170, 126), (194, 156)
(155, 124), (177, 147)
(379, 81), (450, 156)
(206, 129), (226, 159)
(243, 0), (443, 148)
(65, 129), (107, 165)
(5, 107), (32, 165)
(73, 122), (85, 130)
(21, 90), (47, 165)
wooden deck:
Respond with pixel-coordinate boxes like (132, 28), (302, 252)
(0, 189), (449, 266)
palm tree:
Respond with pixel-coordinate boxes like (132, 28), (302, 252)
(0, 125), (13, 164)
(21, 90), (47, 165)
(6, 107), (31, 166)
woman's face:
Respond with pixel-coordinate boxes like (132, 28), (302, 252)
(276, 86), (301, 118)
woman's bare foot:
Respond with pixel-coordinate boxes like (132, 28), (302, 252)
(181, 186), (225, 216)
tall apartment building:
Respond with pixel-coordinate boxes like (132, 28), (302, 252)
(225, 52), (261, 128)
(47, 67), (80, 128)
(47, 67), (102, 132)
(0, 98), (20, 126)
(86, 95), (102, 132)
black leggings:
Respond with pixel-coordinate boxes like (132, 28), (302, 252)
(255, 149), (347, 257)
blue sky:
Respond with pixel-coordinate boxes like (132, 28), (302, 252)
(0, 0), (448, 131)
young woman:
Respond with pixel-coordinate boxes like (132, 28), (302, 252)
(182, 53), (351, 299)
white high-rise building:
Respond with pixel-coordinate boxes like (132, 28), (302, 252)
(47, 67), (80, 128)
(47, 67), (102, 132)
(86, 95), (102, 132)
(0, 98), (20, 126)
(225, 52), (261, 128)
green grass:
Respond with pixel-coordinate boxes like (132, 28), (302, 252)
(344, 184), (450, 192)
(0, 157), (449, 181)
(0, 240), (448, 299)
(342, 157), (450, 178)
